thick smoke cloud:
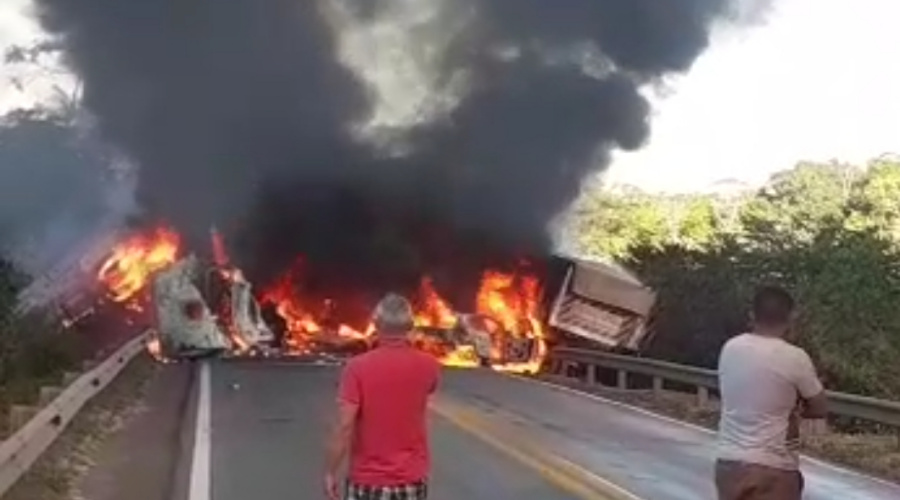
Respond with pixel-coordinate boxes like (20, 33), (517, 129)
(31, 0), (765, 300)
(0, 109), (132, 275)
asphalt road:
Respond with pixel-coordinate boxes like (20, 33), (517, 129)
(437, 369), (900, 500)
(183, 361), (900, 500)
(205, 361), (591, 500)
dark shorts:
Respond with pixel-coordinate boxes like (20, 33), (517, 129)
(345, 480), (428, 500)
(715, 460), (804, 500)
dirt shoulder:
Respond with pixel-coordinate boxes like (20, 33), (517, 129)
(533, 374), (900, 484)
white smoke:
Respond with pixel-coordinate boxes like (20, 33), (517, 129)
(329, 0), (472, 143)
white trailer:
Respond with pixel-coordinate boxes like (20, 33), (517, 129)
(150, 256), (275, 358)
(546, 256), (656, 351)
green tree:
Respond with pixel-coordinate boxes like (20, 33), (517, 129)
(569, 159), (900, 399)
(0, 253), (79, 412)
(740, 161), (859, 250)
(846, 155), (900, 240)
(787, 229), (900, 396)
(574, 192), (668, 259)
(675, 196), (718, 249)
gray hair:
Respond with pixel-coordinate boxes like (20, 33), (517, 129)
(372, 293), (414, 334)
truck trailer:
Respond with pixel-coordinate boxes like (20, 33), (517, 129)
(542, 254), (657, 352)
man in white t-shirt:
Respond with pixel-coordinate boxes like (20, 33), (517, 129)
(715, 286), (828, 500)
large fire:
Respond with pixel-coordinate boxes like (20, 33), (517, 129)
(259, 260), (548, 373)
(96, 226), (181, 306)
(95, 226), (547, 373)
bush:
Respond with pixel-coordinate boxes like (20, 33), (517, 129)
(575, 159), (900, 400)
(0, 257), (80, 427)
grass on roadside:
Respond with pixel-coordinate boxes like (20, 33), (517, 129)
(3, 354), (158, 500)
(0, 312), (82, 437)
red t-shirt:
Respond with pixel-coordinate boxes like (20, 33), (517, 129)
(338, 339), (441, 486)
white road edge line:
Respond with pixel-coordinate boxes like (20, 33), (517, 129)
(515, 374), (900, 489)
(189, 361), (212, 500)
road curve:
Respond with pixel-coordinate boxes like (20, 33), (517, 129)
(437, 368), (900, 500)
(71, 358), (900, 500)
(202, 361), (599, 500)
(178, 360), (900, 500)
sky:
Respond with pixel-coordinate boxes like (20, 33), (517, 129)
(1, 0), (898, 194)
(0, 0), (60, 110)
(606, 0), (900, 193)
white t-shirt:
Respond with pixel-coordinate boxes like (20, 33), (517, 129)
(716, 333), (824, 470)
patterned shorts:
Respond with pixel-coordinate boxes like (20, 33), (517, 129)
(345, 480), (428, 500)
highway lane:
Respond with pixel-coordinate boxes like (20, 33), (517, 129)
(438, 369), (900, 500)
(189, 360), (900, 500)
(203, 361), (597, 500)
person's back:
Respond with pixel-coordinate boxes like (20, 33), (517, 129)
(324, 293), (440, 500)
(715, 286), (826, 500)
(717, 333), (819, 468)
(344, 342), (439, 485)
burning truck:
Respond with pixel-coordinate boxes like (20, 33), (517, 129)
(148, 255), (276, 358)
(86, 225), (656, 371)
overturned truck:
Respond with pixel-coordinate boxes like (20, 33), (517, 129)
(151, 256), (274, 358)
(149, 253), (656, 361)
(543, 255), (656, 353)
(409, 255), (657, 369)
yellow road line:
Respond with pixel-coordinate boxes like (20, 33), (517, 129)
(431, 399), (642, 500)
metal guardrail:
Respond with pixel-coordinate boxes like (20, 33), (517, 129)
(0, 331), (149, 495)
(549, 347), (900, 428)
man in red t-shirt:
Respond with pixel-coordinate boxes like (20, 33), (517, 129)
(324, 294), (441, 500)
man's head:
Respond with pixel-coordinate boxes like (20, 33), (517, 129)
(751, 285), (795, 336)
(372, 293), (415, 338)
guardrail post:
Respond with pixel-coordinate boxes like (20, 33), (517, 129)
(62, 372), (80, 387)
(585, 364), (597, 385)
(8, 405), (37, 433)
(616, 370), (628, 390)
(652, 376), (664, 395)
(39, 386), (62, 407)
(801, 419), (829, 437)
(697, 386), (709, 408)
(550, 358), (562, 375)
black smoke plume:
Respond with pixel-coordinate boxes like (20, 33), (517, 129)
(32, 0), (765, 305)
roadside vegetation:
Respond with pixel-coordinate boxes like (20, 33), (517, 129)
(573, 156), (900, 401)
(0, 41), (120, 435)
(0, 256), (80, 436)
(2, 353), (155, 500)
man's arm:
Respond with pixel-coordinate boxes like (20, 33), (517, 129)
(429, 359), (441, 395)
(325, 367), (361, 476)
(800, 393), (828, 419)
(325, 400), (359, 475)
(794, 350), (828, 419)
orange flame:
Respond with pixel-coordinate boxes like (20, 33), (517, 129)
(97, 226), (180, 304)
(259, 264), (372, 354)
(260, 260), (548, 373)
(475, 269), (547, 374)
(413, 277), (457, 329)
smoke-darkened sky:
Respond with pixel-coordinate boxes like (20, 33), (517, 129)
(31, 0), (767, 295)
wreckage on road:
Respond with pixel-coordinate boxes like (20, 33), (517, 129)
(150, 255), (274, 358)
